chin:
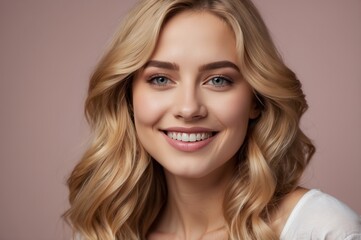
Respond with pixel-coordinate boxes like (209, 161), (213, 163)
(160, 157), (235, 180)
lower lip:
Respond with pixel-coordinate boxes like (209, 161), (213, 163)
(162, 132), (216, 152)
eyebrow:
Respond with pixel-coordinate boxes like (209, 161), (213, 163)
(199, 61), (240, 72)
(143, 60), (179, 70)
(143, 60), (240, 72)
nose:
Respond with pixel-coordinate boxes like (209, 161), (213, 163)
(173, 84), (207, 121)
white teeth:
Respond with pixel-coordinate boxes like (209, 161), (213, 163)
(166, 132), (213, 142)
(196, 133), (201, 141)
(181, 133), (189, 141)
(189, 134), (196, 142)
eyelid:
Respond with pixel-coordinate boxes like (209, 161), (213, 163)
(204, 74), (234, 87)
(146, 73), (175, 87)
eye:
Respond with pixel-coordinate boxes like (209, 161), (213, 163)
(148, 75), (173, 87)
(205, 76), (233, 88)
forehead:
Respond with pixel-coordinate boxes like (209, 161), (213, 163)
(151, 11), (239, 64)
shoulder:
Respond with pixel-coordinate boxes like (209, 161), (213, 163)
(281, 189), (361, 240)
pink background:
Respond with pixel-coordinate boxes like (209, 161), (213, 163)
(0, 1), (360, 239)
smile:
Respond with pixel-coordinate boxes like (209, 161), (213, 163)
(161, 128), (218, 152)
(166, 132), (213, 142)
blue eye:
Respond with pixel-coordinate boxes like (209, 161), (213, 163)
(206, 76), (232, 87)
(149, 76), (171, 86)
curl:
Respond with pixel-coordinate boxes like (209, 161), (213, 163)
(64, 0), (315, 239)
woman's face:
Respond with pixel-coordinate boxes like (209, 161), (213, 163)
(132, 11), (259, 178)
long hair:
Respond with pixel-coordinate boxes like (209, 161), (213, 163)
(64, 0), (315, 239)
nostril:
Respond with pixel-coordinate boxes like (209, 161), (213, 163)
(174, 106), (207, 120)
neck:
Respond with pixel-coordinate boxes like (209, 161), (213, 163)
(155, 160), (235, 239)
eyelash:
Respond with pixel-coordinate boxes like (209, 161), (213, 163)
(147, 74), (173, 87)
(204, 75), (233, 88)
(146, 74), (233, 88)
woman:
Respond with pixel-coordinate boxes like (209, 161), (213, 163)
(65, 0), (361, 239)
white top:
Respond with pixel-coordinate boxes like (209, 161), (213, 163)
(280, 189), (361, 240)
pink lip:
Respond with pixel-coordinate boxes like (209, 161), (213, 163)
(161, 127), (217, 152)
(163, 127), (215, 133)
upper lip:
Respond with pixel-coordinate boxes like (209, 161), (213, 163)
(161, 127), (217, 133)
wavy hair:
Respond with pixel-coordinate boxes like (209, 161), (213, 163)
(64, 0), (315, 239)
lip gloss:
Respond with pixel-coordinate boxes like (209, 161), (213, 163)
(163, 132), (216, 152)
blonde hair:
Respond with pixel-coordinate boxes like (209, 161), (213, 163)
(65, 0), (315, 239)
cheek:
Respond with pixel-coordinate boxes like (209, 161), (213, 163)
(207, 90), (253, 128)
(132, 84), (169, 128)
(209, 93), (253, 161)
(133, 95), (157, 127)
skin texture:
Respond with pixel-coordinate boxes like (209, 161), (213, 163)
(133, 10), (259, 180)
(132, 11), (307, 239)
